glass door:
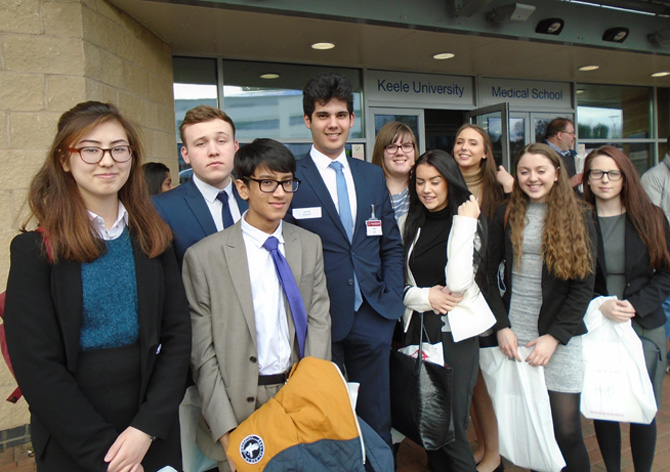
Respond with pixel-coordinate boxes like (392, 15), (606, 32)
(466, 103), (510, 169)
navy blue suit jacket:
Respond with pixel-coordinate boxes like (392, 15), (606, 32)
(286, 154), (404, 342)
(152, 178), (248, 264)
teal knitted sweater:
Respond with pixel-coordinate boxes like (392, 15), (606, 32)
(80, 229), (139, 351)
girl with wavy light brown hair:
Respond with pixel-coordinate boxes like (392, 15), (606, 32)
(582, 146), (670, 472)
(4, 101), (190, 472)
(484, 143), (596, 472)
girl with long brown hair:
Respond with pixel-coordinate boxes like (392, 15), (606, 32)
(484, 143), (596, 471)
(452, 124), (512, 222)
(583, 146), (670, 472)
(4, 101), (191, 472)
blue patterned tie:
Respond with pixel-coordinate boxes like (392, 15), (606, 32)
(262, 236), (307, 358)
(216, 191), (234, 229)
(329, 161), (363, 311)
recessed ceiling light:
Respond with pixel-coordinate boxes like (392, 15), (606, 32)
(651, 71), (670, 78)
(602, 27), (629, 43)
(260, 73), (280, 79)
(311, 42), (335, 50)
(579, 65), (600, 71)
(433, 52), (455, 60)
(536, 18), (564, 35)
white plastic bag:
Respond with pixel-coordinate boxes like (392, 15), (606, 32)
(179, 385), (218, 472)
(480, 346), (566, 472)
(580, 296), (658, 424)
(397, 342), (445, 366)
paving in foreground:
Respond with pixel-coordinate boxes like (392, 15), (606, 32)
(397, 373), (670, 472)
(1, 374), (669, 471)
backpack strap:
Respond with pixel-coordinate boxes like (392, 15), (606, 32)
(1, 228), (52, 403)
(35, 227), (53, 263)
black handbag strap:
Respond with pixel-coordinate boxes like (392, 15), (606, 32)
(414, 313), (432, 375)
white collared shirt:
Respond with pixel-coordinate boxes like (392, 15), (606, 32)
(191, 174), (242, 231)
(241, 214), (292, 375)
(310, 146), (357, 229)
(87, 201), (129, 241)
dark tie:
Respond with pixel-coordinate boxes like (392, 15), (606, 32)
(329, 161), (363, 311)
(216, 191), (234, 229)
(262, 236), (307, 358)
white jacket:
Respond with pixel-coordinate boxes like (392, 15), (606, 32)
(401, 215), (495, 341)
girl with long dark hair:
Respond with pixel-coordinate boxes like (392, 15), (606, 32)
(142, 162), (173, 195)
(401, 149), (488, 471)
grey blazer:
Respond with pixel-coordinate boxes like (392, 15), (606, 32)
(182, 221), (331, 458)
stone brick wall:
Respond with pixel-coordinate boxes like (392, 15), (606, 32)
(0, 0), (177, 432)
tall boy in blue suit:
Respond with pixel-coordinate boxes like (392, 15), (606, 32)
(285, 73), (404, 446)
(153, 105), (248, 264)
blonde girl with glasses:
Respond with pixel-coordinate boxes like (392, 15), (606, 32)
(4, 102), (191, 472)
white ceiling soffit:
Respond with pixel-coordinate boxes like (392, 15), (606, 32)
(108, 0), (670, 87)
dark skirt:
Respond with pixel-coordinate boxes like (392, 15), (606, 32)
(36, 343), (182, 472)
(77, 343), (142, 431)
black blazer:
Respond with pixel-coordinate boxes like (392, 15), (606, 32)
(4, 231), (191, 471)
(593, 213), (670, 330)
(484, 203), (597, 345)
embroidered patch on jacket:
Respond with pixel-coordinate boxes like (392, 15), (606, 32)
(240, 435), (264, 464)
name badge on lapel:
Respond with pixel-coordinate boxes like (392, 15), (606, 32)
(292, 207), (322, 219)
(366, 204), (382, 237)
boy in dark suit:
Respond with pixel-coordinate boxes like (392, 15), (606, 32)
(285, 73), (404, 446)
(153, 105), (248, 264)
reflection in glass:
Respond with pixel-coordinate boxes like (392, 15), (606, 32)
(576, 84), (650, 139)
(173, 57), (219, 176)
(474, 113), (503, 166)
(221, 60), (363, 140)
(583, 143), (652, 176)
(658, 88), (669, 141)
(509, 117), (525, 162)
(534, 117), (558, 143)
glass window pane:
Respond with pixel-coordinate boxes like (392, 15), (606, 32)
(173, 57), (218, 142)
(583, 143), (653, 175)
(472, 113), (503, 166)
(173, 57), (219, 178)
(221, 60), (363, 140)
(576, 84), (651, 139)
(658, 88), (669, 141)
(374, 114), (420, 150)
(533, 115), (573, 143)
(510, 117), (525, 162)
